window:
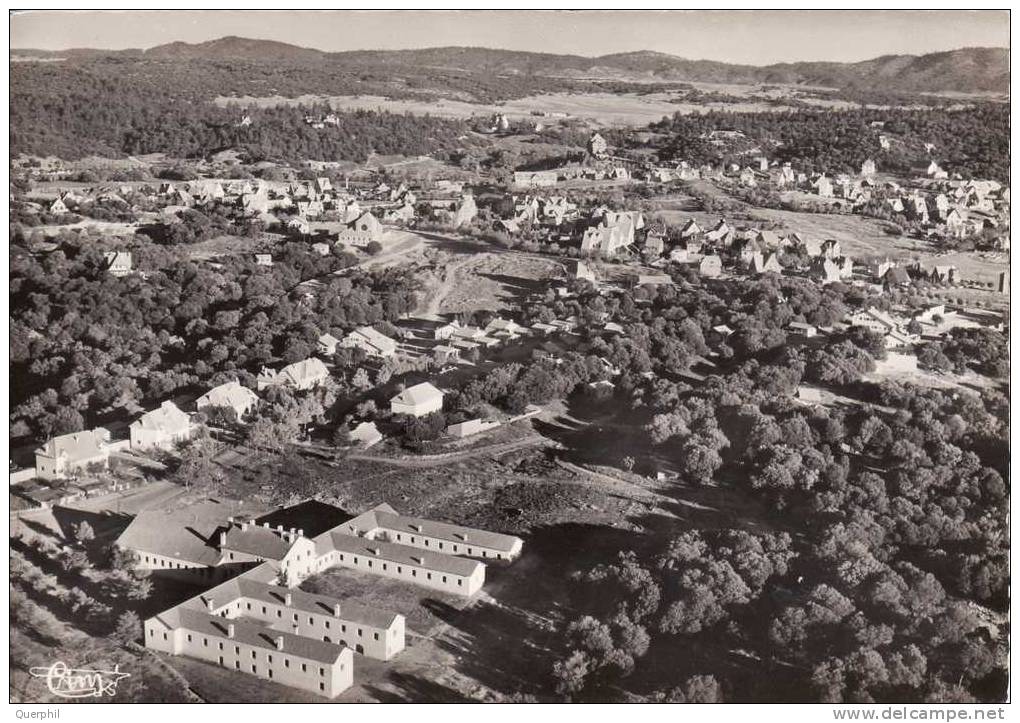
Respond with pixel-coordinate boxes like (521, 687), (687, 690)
(218, 656), (223, 665)
(252, 665), (257, 674)
(467, 548), (473, 555)
(302, 664), (307, 673)
(277, 610), (282, 618)
(268, 670), (273, 679)
(438, 542), (443, 550)
(319, 683), (325, 692)
(396, 534), (401, 541)
(219, 642), (223, 650)
(382, 563), (387, 571)
(427, 572), (432, 580)
(453, 545), (458, 553)
(235, 646), (240, 654)
(252, 651), (257, 659)
(268, 655), (273, 663)
(397, 566), (402, 574)
(442, 576), (447, 584)
(235, 661), (240, 670)
(373, 632), (379, 641)
(293, 613), (299, 622)
(325, 621), (330, 629)
(262, 606), (267, 615)
(203, 638), (209, 647)
(246, 603), (252, 611)
(411, 569), (417, 577)
(357, 628), (363, 637)
(458, 579), (463, 587)
(149, 630), (153, 638)
(424, 540), (429, 547)
(284, 659), (290, 668)
(187, 634), (192, 643)
(367, 560), (372, 568)
(339, 554), (344, 562)
(319, 667), (325, 676)
(309, 617), (314, 625)
(341, 624), (347, 633)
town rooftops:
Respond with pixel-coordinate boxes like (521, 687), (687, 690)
(390, 382), (444, 408)
(321, 531), (485, 578)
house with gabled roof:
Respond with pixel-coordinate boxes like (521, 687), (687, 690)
(196, 380), (259, 421)
(317, 333), (342, 356)
(130, 401), (193, 451)
(35, 428), (111, 480)
(258, 358), (330, 392)
(336, 211), (383, 248)
(341, 326), (397, 358)
(390, 382), (444, 417)
(349, 421), (383, 448)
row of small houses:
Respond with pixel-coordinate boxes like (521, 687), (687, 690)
(18, 313), (546, 487)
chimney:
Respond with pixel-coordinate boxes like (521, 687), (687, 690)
(333, 603), (342, 617)
(227, 516), (235, 524)
(241, 521), (249, 531)
(297, 528), (304, 538)
(277, 524), (284, 533)
(227, 623), (235, 638)
(275, 636), (284, 651)
(206, 597), (215, 612)
(289, 527), (296, 536)
(219, 531), (226, 546)
(262, 521), (270, 529)
(285, 593), (292, 606)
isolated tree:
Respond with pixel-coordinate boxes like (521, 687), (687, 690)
(111, 610), (142, 646)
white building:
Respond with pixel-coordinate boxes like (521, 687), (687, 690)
(130, 401), (193, 451)
(390, 382), (444, 417)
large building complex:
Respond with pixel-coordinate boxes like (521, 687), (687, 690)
(126, 501), (523, 698)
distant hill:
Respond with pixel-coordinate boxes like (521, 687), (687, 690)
(10, 39), (1009, 94)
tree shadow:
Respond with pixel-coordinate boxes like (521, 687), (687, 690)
(364, 672), (475, 703)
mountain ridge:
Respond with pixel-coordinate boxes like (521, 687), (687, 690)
(10, 38), (1009, 94)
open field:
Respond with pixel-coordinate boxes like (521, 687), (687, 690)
(217, 90), (830, 127)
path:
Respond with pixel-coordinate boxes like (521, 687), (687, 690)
(348, 435), (551, 468)
(553, 459), (673, 506)
(419, 253), (482, 318)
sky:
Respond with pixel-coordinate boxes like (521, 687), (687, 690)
(9, 10), (1010, 65)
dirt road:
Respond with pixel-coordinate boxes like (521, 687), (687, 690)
(348, 435), (552, 468)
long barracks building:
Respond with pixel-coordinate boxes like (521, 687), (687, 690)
(128, 501), (524, 698)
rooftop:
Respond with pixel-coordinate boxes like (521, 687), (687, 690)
(319, 529), (485, 578)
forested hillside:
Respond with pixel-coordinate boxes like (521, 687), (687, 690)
(645, 104), (1010, 182)
(10, 62), (474, 160)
